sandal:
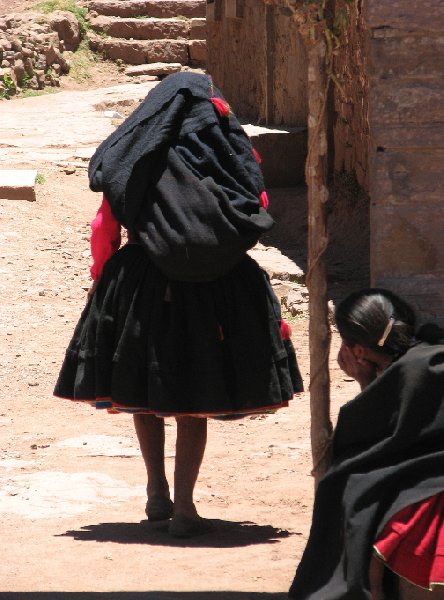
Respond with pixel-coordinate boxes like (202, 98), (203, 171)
(145, 496), (174, 522)
(168, 514), (214, 538)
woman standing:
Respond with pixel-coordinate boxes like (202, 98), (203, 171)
(54, 72), (303, 538)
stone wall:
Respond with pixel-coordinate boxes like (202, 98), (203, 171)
(0, 11), (80, 97)
(365, 0), (444, 325)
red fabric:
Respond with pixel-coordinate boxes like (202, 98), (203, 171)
(260, 190), (269, 209)
(253, 148), (262, 164)
(374, 492), (444, 589)
(90, 195), (121, 280)
(280, 319), (292, 341)
(210, 96), (230, 118)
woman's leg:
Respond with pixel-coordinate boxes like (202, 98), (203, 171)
(133, 414), (170, 500)
(173, 416), (208, 519)
(369, 555), (386, 600)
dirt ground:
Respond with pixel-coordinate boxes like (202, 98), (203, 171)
(0, 6), (362, 597)
(0, 166), (360, 598)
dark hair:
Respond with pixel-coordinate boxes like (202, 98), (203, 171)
(335, 288), (416, 358)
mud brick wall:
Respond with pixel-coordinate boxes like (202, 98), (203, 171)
(366, 0), (444, 325)
(206, 0), (307, 126)
(333, 1), (370, 190)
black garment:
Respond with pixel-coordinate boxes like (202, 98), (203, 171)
(54, 245), (303, 415)
(289, 340), (444, 599)
(55, 72), (303, 415)
(89, 72), (273, 281)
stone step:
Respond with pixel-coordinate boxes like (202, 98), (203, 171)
(89, 35), (203, 65)
(0, 169), (37, 201)
(86, 0), (206, 19)
(90, 15), (206, 41)
(243, 124), (307, 188)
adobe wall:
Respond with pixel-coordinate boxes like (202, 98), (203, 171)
(366, 0), (444, 325)
(206, 1), (267, 121)
(332, 1), (370, 191)
(206, 0), (307, 126)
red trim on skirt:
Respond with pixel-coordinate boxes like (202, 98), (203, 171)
(374, 492), (444, 590)
(56, 394), (294, 418)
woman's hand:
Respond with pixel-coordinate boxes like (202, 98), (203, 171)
(337, 342), (377, 390)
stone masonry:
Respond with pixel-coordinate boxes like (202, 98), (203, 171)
(0, 11), (81, 97)
(86, 0), (207, 70)
(365, 0), (444, 325)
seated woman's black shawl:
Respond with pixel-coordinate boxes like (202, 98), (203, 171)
(289, 339), (444, 599)
(88, 72), (273, 281)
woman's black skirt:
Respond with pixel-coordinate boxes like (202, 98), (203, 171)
(54, 244), (303, 417)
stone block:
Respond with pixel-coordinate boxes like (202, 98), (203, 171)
(371, 275), (444, 328)
(86, 0), (206, 19)
(243, 125), (307, 188)
(371, 150), (444, 205)
(366, 0), (444, 32)
(90, 37), (189, 65)
(248, 243), (305, 284)
(369, 81), (444, 127)
(372, 123), (444, 150)
(189, 18), (206, 39)
(371, 203), (444, 279)
(370, 33), (444, 81)
(0, 170), (37, 201)
(188, 39), (206, 65)
(126, 62), (181, 76)
(90, 16), (190, 41)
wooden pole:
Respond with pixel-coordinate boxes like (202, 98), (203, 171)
(306, 35), (333, 488)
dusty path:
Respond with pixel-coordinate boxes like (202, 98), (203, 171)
(0, 82), (360, 598)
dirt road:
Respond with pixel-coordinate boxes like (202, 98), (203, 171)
(0, 78), (360, 599)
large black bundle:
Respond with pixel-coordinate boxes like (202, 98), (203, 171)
(89, 72), (273, 281)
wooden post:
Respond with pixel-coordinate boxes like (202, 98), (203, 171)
(306, 35), (333, 488)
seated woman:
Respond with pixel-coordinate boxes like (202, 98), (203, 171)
(288, 288), (444, 599)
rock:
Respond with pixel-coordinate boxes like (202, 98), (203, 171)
(47, 11), (81, 52)
(23, 57), (34, 77)
(35, 69), (45, 86)
(11, 37), (21, 52)
(26, 75), (39, 90)
(44, 44), (59, 67)
(13, 58), (24, 84)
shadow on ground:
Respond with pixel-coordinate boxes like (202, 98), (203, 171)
(57, 519), (292, 548)
(0, 594), (288, 599)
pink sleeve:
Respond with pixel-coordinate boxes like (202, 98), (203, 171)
(90, 195), (121, 281)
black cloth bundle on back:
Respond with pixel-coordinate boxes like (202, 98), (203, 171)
(54, 72), (303, 416)
(89, 72), (273, 281)
(289, 340), (444, 599)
